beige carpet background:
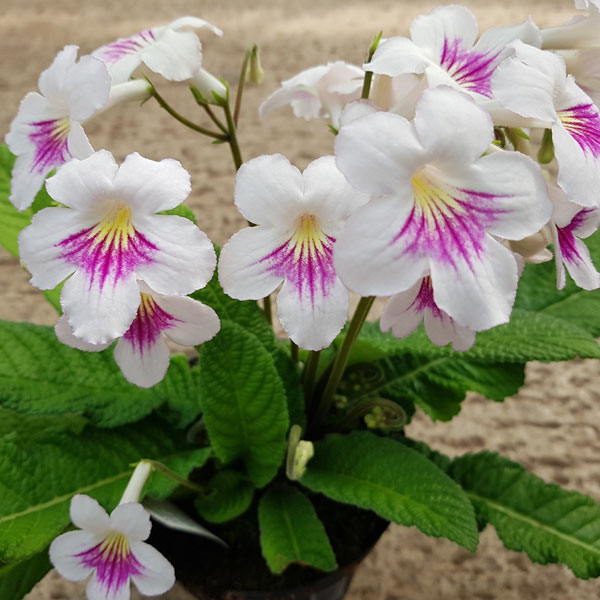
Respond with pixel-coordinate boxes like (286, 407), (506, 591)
(2, 0), (600, 598)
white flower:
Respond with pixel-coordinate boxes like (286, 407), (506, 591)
(334, 87), (551, 332)
(381, 275), (476, 351)
(5, 45), (111, 211)
(93, 17), (222, 84)
(365, 5), (540, 100)
(56, 280), (220, 388)
(19, 150), (216, 345)
(542, 10), (600, 50)
(560, 49), (600, 107)
(492, 41), (600, 208)
(258, 62), (364, 128)
(218, 154), (368, 350)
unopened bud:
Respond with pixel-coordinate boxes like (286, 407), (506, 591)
(291, 441), (314, 480)
(538, 128), (555, 164)
(191, 68), (228, 105)
(246, 45), (264, 85)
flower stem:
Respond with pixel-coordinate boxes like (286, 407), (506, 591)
(361, 31), (383, 100)
(263, 294), (272, 325)
(234, 44), (256, 126)
(223, 96), (243, 170)
(291, 341), (299, 364)
(203, 104), (229, 134)
(143, 459), (206, 494)
(146, 77), (227, 141)
(312, 297), (375, 432)
(303, 350), (321, 407)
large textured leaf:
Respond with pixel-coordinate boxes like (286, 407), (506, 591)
(301, 432), (478, 551)
(0, 321), (200, 427)
(0, 552), (51, 600)
(194, 470), (255, 523)
(199, 321), (289, 487)
(450, 452), (600, 578)
(0, 417), (203, 562)
(259, 485), (337, 574)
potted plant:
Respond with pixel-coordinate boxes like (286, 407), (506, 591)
(2, 2), (600, 599)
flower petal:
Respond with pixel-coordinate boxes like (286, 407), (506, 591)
(86, 569), (132, 600)
(335, 111), (424, 195)
(555, 225), (600, 290)
(410, 5), (479, 53)
(49, 530), (100, 582)
(233, 154), (304, 227)
(133, 214), (216, 295)
(8, 152), (49, 211)
(365, 36), (430, 78)
(63, 54), (111, 122)
(166, 16), (223, 36)
(130, 541), (175, 596)
(430, 235), (518, 331)
(112, 153), (191, 214)
(110, 503), (152, 542)
(66, 121), (95, 160)
(423, 309), (476, 351)
(38, 45), (79, 104)
(380, 280), (425, 338)
(70, 494), (111, 535)
(55, 314), (112, 352)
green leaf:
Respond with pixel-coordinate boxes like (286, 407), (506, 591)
(194, 470), (255, 523)
(449, 451), (600, 578)
(159, 204), (197, 223)
(199, 321), (289, 487)
(301, 431), (478, 551)
(0, 552), (51, 600)
(0, 320), (201, 427)
(258, 485), (337, 574)
(0, 417), (199, 562)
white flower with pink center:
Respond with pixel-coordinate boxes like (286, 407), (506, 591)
(334, 87), (551, 332)
(56, 280), (220, 387)
(93, 17), (222, 84)
(258, 62), (364, 128)
(218, 154), (369, 350)
(365, 5), (540, 100)
(492, 41), (600, 208)
(548, 183), (600, 290)
(19, 150), (216, 345)
(5, 45), (111, 211)
(381, 275), (476, 351)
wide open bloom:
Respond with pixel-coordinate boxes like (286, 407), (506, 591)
(381, 275), (476, 351)
(5, 45), (111, 211)
(334, 87), (551, 332)
(19, 150), (216, 345)
(56, 280), (220, 387)
(365, 5), (540, 100)
(219, 154), (368, 350)
(548, 183), (600, 290)
(492, 41), (600, 208)
(93, 17), (222, 84)
(51, 475), (174, 600)
(258, 62), (364, 128)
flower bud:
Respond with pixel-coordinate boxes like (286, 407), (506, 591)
(247, 45), (264, 85)
(191, 68), (228, 104)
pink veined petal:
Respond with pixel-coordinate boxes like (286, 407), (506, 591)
(50, 530), (100, 582)
(234, 154), (304, 227)
(55, 315), (113, 352)
(334, 111), (424, 195)
(413, 87), (494, 168)
(112, 153), (191, 214)
(5, 92), (54, 155)
(69, 494), (111, 535)
(113, 324), (171, 388)
(276, 274), (349, 351)
(61, 269), (141, 344)
(430, 235), (518, 331)
(218, 226), (290, 300)
(129, 541), (176, 596)
(110, 503), (152, 542)
(86, 574), (132, 600)
(301, 155), (370, 226)
(141, 28), (203, 82)
(151, 293), (221, 347)
(133, 214), (216, 295)
(334, 194), (429, 296)
(380, 280), (425, 339)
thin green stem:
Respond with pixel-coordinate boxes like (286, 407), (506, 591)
(234, 44), (256, 126)
(312, 297), (375, 432)
(146, 79), (227, 141)
(263, 295), (272, 326)
(202, 104), (229, 134)
(223, 98), (243, 170)
(291, 341), (299, 364)
(361, 31), (383, 100)
(303, 350), (321, 409)
(143, 460), (206, 493)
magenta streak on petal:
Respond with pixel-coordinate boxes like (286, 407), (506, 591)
(410, 276), (443, 318)
(76, 533), (143, 596)
(439, 37), (500, 98)
(123, 293), (179, 357)
(28, 118), (70, 174)
(558, 104), (600, 158)
(98, 29), (156, 63)
(556, 208), (595, 265)
(395, 176), (507, 271)
(57, 207), (157, 291)
(259, 215), (337, 307)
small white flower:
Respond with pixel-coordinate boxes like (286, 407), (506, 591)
(50, 494), (174, 600)
(218, 154), (368, 350)
(542, 10), (600, 50)
(19, 150), (216, 345)
(93, 16), (222, 84)
(5, 45), (111, 211)
(259, 61), (364, 128)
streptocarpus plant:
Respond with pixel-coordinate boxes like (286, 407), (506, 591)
(2, 3), (600, 599)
